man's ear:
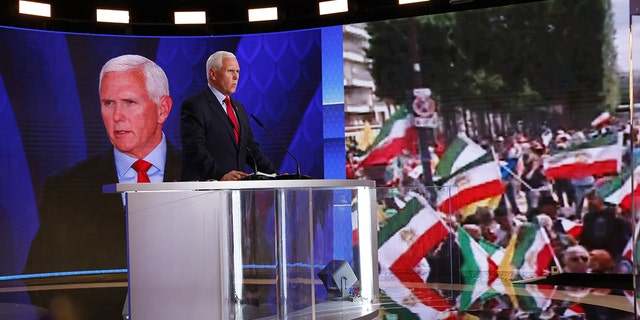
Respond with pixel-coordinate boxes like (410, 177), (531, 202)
(158, 95), (172, 124)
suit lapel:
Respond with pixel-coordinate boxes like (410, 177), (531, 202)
(204, 88), (238, 148)
(164, 142), (182, 182)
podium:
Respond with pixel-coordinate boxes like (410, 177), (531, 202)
(105, 179), (378, 319)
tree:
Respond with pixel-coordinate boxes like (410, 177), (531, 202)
(366, 0), (618, 137)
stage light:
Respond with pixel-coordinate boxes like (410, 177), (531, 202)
(319, 0), (348, 15)
(18, 1), (51, 17)
(248, 7), (278, 22)
(398, 0), (429, 4)
(174, 11), (206, 25)
(96, 9), (129, 23)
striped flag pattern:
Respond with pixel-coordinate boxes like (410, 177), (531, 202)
(557, 218), (583, 240)
(599, 163), (640, 211)
(357, 107), (418, 168)
(378, 195), (450, 271)
(457, 226), (499, 310)
(434, 135), (504, 216)
(543, 134), (622, 180)
(511, 221), (558, 278)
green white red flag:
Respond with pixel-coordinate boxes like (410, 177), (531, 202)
(598, 162), (640, 211)
(357, 107), (418, 168)
(557, 218), (583, 240)
(379, 269), (452, 319)
(456, 227), (499, 310)
(378, 195), (450, 272)
(543, 134), (622, 180)
(434, 135), (504, 215)
(511, 221), (558, 278)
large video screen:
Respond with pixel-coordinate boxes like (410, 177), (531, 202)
(0, 26), (342, 278)
(1, 0), (638, 318)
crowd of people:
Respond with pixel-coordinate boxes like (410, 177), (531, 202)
(488, 127), (634, 276)
(369, 122), (639, 318)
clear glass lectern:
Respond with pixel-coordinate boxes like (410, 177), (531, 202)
(106, 179), (378, 319)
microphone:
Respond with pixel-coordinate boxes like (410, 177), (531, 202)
(250, 114), (312, 180)
(227, 117), (274, 180)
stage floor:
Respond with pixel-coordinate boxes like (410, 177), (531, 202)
(0, 271), (637, 319)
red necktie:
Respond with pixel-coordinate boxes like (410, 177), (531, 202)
(225, 96), (239, 144)
(132, 159), (152, 183)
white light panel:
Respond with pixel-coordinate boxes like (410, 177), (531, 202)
(399, 0), (429, 4)
(18, 1), (51, 17)
(319, 0), (348, 15)
(248, 7), (278, 22)
(96, 9), (130, 24)
(174, 11), (206, 24)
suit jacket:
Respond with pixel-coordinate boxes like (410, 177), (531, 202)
(23, 142), (182, 274)
(180, 87), (276, 181)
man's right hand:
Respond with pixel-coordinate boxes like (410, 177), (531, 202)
(221, 170), (249, 181)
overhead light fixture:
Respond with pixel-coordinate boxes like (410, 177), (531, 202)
(174, 11), (206, 25)
(248, 7), (278, 22)
(96, 9), (130, 24)
(398, 0), (429, 4)
(319, 0), (348, 15)
(18, 0), (51, 17)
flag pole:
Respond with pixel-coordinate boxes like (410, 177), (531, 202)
(629, 1), (638, 312)
(498, 161), (535, 192)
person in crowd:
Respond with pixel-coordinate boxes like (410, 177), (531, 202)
(180, 50), (277, 181)
(531, 194), (577, 268)
(587, 249), (617, 274)
(568, 131), (593, 219)
(551, 132), (576, 208)
(580, 190), (631, 263)
(521, 142), (549, 219)
(571, 175), (594, 220)
(475, 207), (498, 243)
(496, 135), (523, 215)
(492, 206), (513, 248)
(562, 245), (589, 273)
(23, 54), (182, 320)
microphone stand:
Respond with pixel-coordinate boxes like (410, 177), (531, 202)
(250, 114), (312, 180)
(227, 117), (274, 180)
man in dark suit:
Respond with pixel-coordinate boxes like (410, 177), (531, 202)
(23, 54), (181, 320)
(180, 50), (276, 181)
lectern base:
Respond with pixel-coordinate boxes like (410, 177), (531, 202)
(242, 300), (378, 320)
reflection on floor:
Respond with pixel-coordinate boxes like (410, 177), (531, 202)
(0, 271), (637, 319)
(378, 271), (637, 320)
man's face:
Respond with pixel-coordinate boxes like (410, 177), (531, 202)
(564, 249), (588, 273)
(209, 57), (239, 96)
(100, 69), (171, 159)
(586, 194), (604, 213)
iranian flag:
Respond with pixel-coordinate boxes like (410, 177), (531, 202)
(479, 238), (506, 267)
(357, 107), (418, 168)
(557, 218), (583, 240)
(378, 195), (450, 272)
(379, 269), (452, 319)
(543, 134), (622, 180)
(511, 221), (558, 279)
(434, 135), (504, 215)
(599, 163), (640, 211)
(518, 284), (556, 315)
(457, 227), (499, 310)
